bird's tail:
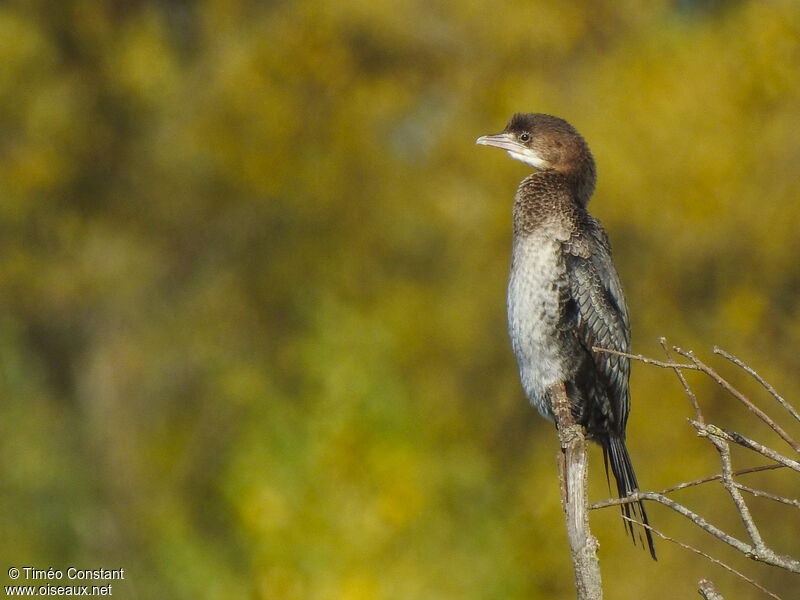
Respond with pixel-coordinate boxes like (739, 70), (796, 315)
(603, 435), (657, 560)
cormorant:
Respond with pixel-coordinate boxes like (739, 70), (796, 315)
(476, 113), (656, 559)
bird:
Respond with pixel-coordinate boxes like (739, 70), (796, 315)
(476, 113), (656, 560)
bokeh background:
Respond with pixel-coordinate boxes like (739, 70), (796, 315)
(1, 0), (799, 598)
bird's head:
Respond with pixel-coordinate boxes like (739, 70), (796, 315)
(476, 113), (593, 174)
(476, 113), (597, 204)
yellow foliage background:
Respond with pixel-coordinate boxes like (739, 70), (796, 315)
(1, 1), (798, 598)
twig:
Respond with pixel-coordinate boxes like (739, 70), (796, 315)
(602, 491), (800, 572)
(590, 344), (800, 587)
(597, 342), (800, 453)
(690, 420), (766, 552)
(591, 346), (697, 371)
(674, 347), (800, 454)
(592, 343), (800, 591)
(715, 427), (800, 473)
(602, 492), (749, 553)
(653, 464), (785, 495)
(713, 346), (800, 424)
(660, 337), (702, 422)
(591, 465), (786, 510)
(551, 382), (603, 600)
(735, 483), (800, 509)
(622, 517), (783, 600)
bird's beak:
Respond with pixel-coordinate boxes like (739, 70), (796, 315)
(476, 132), (546, 169)
(475, 132), (525, 153)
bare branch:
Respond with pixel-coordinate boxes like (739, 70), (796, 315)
(690, 420), (766, 551)
(601, 491), (750, 554)
(590, 465), (785, 508)
(708, 426), (800, 473)
(551, 382), (603, 600)
(674, 347), (800, 454)
(713, 346), (800, 424)
(598, 342), (800, 453)
(589, 343), (800, 592)
(599, 491), (800, 572)
(698, 580), (725, 600)
(654, 464), (785, 495)
(591, 346), (697, 371)
(735, 483), (800, 509)
(660, 337), (703, 421)
(622, 518), (784, 600)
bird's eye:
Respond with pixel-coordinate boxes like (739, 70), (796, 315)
(519, 133), (530, 142)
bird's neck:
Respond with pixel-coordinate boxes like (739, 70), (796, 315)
(512, 171), (587, 237)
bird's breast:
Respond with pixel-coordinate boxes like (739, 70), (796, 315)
(507, 232), (573, 417)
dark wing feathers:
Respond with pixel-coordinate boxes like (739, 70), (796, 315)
(561, 218), (656, 559)
(562, 217), (631, 432)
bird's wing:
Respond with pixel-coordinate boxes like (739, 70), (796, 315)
(562, 217), (631, 431)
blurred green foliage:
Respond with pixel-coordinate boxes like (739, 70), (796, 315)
(1, 0), (799, 598)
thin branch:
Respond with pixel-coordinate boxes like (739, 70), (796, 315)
(654, 464), (785, 495)
(735, 483), (800, 509)
(660, 337), (702, 422)
(590, 464), (785, 509)
(713, 346), (800, 424)
(591, 343), (800, 589)
(599, 491), (800, 572)
(591, 346), (697, 371)
(691, 420), (766, 552)
(602, 492), (750, 553)
(674, 347), (800, 454)
(622, 517), (783, 600)
(712, 426), (800, 473)
(598, 343), (800, 453)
